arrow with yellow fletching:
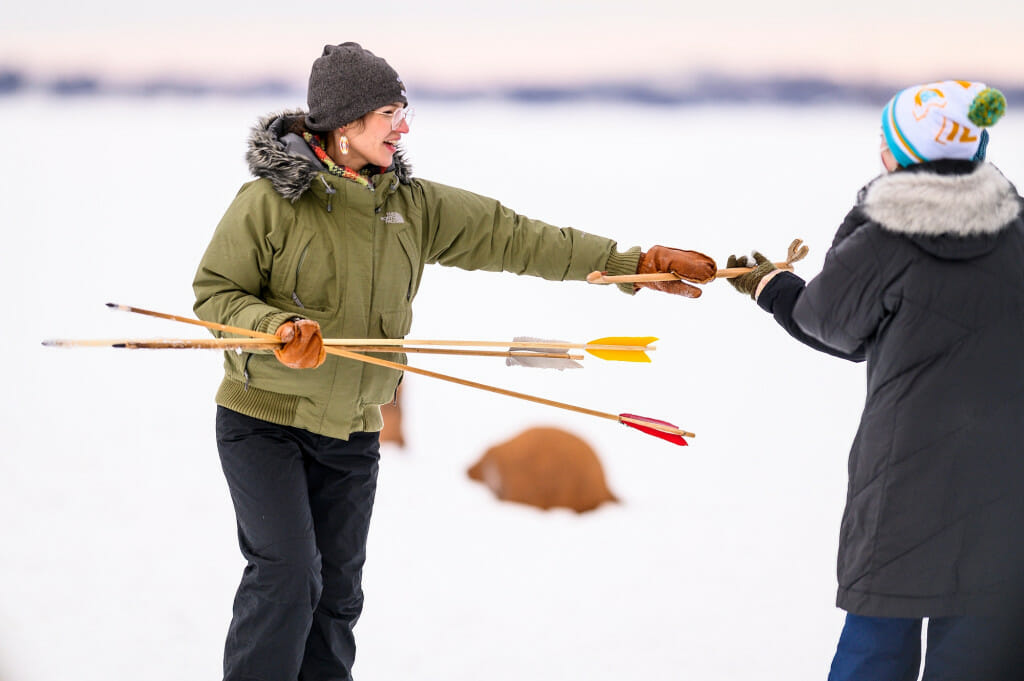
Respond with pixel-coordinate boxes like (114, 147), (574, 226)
(42, 334), (654, 365)
(315, 335), (657, 363)
(42, 336), (585, 365)
(580, 336), (657, 363)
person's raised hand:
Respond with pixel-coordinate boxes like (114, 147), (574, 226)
(725, 252), (778, 299)
(635, 245), (717, 298)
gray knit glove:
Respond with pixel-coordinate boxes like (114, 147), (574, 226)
(726, 252), (778, 299)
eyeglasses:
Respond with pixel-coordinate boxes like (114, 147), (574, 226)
(374, 106), (415, 130)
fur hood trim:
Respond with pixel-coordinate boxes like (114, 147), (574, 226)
(862, 163), (1021, 237)
(245, 109), (414, 202)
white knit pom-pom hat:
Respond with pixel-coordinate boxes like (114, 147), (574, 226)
(881, 80), (1006, 167)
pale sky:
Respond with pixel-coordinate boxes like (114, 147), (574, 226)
(3, 0), (1023, 87)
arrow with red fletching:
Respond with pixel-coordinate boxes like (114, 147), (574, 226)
(619, 414), (690, 446)
(72, 304), (695, 444)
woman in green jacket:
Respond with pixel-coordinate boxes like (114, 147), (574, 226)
(194, 42), (715, 681)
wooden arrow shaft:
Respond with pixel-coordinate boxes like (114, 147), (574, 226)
(346, 346), (584, 360)
(323, 345), (692, 438)
(107, 303), (280, 340)
(108, 304), (651, 353)
(589, 239), (809, 285)
(44, 337), (276, 349)
(49, 336), (582, 360)
(328, 345), (609, 418)
(715, 263), (794, 278)
(587, 263), (793, 284)
(322, 338), (652, 352)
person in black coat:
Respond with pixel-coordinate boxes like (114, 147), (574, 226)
(727, 81), (1024, 680)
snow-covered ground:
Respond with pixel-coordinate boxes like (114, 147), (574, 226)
(2, 95), (1022, 681)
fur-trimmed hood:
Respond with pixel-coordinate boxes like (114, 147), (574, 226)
(859, 161), (1023, 260)
(863, 162), (1020, 237)
(245, 110), (414, 202)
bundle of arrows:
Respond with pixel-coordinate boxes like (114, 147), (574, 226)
(43, 304), (692, 445)
(42, 240), (808, 447)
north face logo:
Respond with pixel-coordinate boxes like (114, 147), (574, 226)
(382, 212), (405, 224)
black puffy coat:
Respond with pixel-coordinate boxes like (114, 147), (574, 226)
(758, 160), (1024, 617)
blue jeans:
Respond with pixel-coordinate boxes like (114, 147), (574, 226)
(828, 612), (1023, 681)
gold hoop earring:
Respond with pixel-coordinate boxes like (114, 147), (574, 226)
(339, 136), (350, 155)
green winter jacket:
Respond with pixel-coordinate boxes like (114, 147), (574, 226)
(193, 111), (641, 440)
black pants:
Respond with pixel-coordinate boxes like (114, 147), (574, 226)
(216, 406), (380, 681)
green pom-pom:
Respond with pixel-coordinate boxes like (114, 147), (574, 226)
(968, 88), (1006, 127)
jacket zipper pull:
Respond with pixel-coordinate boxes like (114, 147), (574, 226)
(320, 176), (336, 212)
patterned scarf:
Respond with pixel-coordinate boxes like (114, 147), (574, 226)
(302, 132), (374, 191)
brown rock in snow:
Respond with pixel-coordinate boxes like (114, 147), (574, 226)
(467, 427), (618, 512)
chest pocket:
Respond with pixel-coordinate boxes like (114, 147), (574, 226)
(267, 227), (339, 314)
(394, 227), (421, 302)
(367, 221), (419, 344)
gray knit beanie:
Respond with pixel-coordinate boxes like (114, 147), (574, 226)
(305, 42), (408, 132)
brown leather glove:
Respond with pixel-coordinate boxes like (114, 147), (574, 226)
(636, 245), (717, 298)
(274, 319), (326, 369)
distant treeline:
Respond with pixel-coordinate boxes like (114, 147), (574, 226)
(2, 68), (1021, 107)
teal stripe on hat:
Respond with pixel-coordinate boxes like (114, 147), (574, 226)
(881, 92), (926, 166)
